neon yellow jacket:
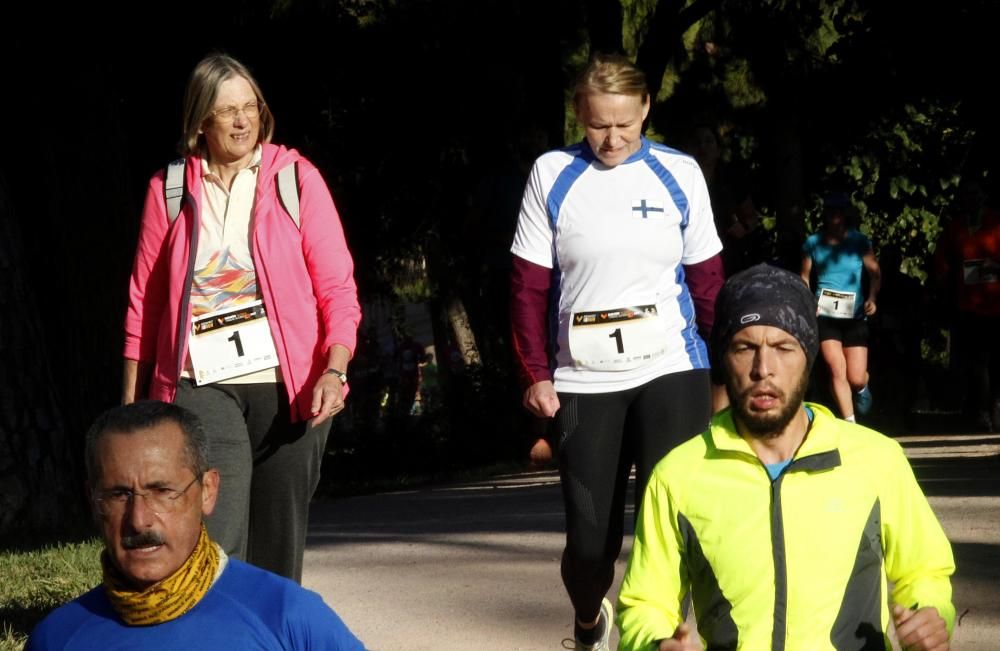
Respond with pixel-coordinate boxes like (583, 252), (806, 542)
(617, 403), (955, 650)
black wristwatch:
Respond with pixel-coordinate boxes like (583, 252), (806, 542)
(325, 368), (347, 384)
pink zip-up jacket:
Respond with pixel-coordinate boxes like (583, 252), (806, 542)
(124, 143), (361, 421)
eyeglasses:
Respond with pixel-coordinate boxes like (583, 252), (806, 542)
(93, 476), (201, 517)
(209, 101), (262, 124)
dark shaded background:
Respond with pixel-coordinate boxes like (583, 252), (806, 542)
(2, 1), (997, 539)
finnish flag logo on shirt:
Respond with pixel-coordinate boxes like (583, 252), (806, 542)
(631, 199), (665, 220)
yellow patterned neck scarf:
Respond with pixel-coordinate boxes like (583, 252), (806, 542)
(102, 524), (226, 626)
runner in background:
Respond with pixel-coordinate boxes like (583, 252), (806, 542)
(934, 174), (1000, 432)
(800, 192), (881, 422)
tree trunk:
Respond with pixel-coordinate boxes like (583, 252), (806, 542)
(636, 0), (720, 100)
(773, 105), (806, 236)
(586, 0), (624, 55)
(446, 295), (482, 367)
(0, 179), (84, 539)
(764, 101), (808, 272)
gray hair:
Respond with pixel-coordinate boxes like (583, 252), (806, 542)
(85, 401), (209, 484)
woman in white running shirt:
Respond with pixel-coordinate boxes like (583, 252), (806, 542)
(510, 53), (724, 650)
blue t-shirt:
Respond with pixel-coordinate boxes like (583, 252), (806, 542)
(26, 559), (364, 651)
(764, 459), (793, 481)
(763, 406), (815, 480)
(802, 230), (872, 319)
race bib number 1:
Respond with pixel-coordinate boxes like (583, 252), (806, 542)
(188, 300), (279, 385)
(569, 305), (667, 371)
(817, 289), (856, 319)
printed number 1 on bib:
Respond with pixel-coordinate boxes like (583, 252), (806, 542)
(817, 288), (855, 319)
(569, 305), (667, 371)
(608, 328), (624, 354)
(188, 300), (279, 384)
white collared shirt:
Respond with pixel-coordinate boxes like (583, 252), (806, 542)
(184, 146), (281, 384)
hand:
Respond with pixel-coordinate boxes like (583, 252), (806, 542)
(528, 437), (553, 468)
(523, 381), (560, 418)
(122, 359), (151, 405)
(310, 372), (345, 426)
(864, 299), (877, 316)
(893, 604), (949, 651)
(658, 623), (701, 650)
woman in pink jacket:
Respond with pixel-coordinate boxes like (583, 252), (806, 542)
(122, 54), (361, 582)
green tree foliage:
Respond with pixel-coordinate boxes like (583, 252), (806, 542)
(817, 100), (974, 282)
(629, 0), (993, 279)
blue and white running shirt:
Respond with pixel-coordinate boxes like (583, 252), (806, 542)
(511, 137), (722, 394)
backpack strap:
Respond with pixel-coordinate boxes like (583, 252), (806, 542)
(164, 158), (186, 223)
(165, 158), (301, 228)
(276, 162), (301, 229)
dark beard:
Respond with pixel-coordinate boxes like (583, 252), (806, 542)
(726, 369), (809, 439)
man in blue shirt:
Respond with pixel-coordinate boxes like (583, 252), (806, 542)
(28, 401), (364, 650)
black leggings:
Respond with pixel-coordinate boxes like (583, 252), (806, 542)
(556, 368), (712, 621)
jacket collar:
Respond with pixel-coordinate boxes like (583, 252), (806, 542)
(707, 402), (841, 461)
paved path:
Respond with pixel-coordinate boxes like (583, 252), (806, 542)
(303, 433), (1000, 650)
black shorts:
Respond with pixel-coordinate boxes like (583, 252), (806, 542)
(818, 316), (869, 347)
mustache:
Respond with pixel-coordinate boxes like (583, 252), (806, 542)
(121, 531), (165, 549)
(739, 383), (786, 401)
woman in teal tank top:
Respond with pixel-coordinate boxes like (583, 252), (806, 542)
(800, 193), (881, 421)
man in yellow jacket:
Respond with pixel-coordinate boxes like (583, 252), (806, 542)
(617, 264), (954, 651)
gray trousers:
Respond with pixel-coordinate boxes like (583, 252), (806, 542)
(175, 380), (331, 583)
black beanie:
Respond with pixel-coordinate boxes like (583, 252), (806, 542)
(710, 264), (818, 382)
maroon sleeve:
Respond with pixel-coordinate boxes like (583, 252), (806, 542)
(510, 254), (553, 389)
(683, 254), (725, 340)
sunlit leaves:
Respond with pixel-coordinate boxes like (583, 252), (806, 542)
(723, 58), (766, 109)
(820, 97), (974, 281)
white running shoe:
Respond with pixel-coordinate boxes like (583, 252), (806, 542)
(573, 598), (613, 651)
